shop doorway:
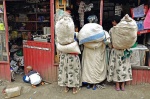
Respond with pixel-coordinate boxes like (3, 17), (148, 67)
(5, 0), (52, 82)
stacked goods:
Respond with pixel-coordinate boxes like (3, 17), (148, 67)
(78, 23), (107, 49)
(111, 14), (138, 49)
(55, 10), (81, 54)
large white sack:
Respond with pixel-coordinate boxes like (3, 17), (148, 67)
(57, 41), (81, 54)
(111, 14), (138, 49)
(78, 23), (105, 45)
(55, 16), (75, 45)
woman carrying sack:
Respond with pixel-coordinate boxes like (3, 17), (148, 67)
(55, 10), (82, 94)
(107, 15), (137, 91)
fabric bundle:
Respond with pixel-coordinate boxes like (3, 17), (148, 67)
(79, 23), (105, 44)
(78, 23), (109, 49)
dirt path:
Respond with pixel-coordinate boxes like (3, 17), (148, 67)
(0, 75), (150, 99)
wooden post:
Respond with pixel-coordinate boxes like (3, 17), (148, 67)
(50, 0), (55, 66)
(100, 0), (103, 25)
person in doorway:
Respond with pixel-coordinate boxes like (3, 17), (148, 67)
(107, 15), (132, 91)
(23, 66), (44, 88)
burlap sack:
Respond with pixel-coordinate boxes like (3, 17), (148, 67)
(111, 14), (138, 49)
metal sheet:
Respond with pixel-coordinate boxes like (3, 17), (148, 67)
(23, 41), (57, 83)
(0, 63), (11, 81)
(0, 1), (11, 81)
(130, 69), (150, 85)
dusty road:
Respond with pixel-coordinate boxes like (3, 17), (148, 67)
(0, 75), (150, 99)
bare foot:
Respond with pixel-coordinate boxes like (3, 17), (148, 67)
(32, 85), (36, 88)
(41, 82), (45, 85)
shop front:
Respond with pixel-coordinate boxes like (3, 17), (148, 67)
(0, 0), (149, 85)
(0, 0), (55, 83)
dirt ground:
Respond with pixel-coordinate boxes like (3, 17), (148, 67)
(1, 74), (150, 99)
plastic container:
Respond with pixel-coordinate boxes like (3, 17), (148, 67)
(3, 86), (22, 99)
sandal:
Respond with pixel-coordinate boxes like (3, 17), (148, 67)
(73, 88), (78, 94)
(92, 85), (97, 90)
(121, 87), (125, 91)
(96, 84), (106, 89)
(115, 86), (120, 91)
(64, 87), (69, 93)
(87, 84), (91, 89)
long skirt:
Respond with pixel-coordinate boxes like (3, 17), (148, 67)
(107, 48), (132, 82)
(58, 53), (81, 87)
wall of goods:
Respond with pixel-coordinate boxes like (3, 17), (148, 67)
(6, 0), (50, 42)
(0, 3), (8, 61)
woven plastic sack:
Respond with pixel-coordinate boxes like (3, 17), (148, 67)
(78, 23), (105, 45)
(111, 14), (138, 49)
(55, 15), (75, 45)
(57, 41), (81, 54)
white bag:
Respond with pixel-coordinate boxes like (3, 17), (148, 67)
(57, 41), (81, 54)
(79, 23), (105, 45)
(111, 14), (138, 49)
(55, 16), (75, 45)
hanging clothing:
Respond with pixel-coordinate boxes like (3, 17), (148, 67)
(107, 48), (132, 82)
(81, 42), (107, 84)
(58, 53), (81, 87)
